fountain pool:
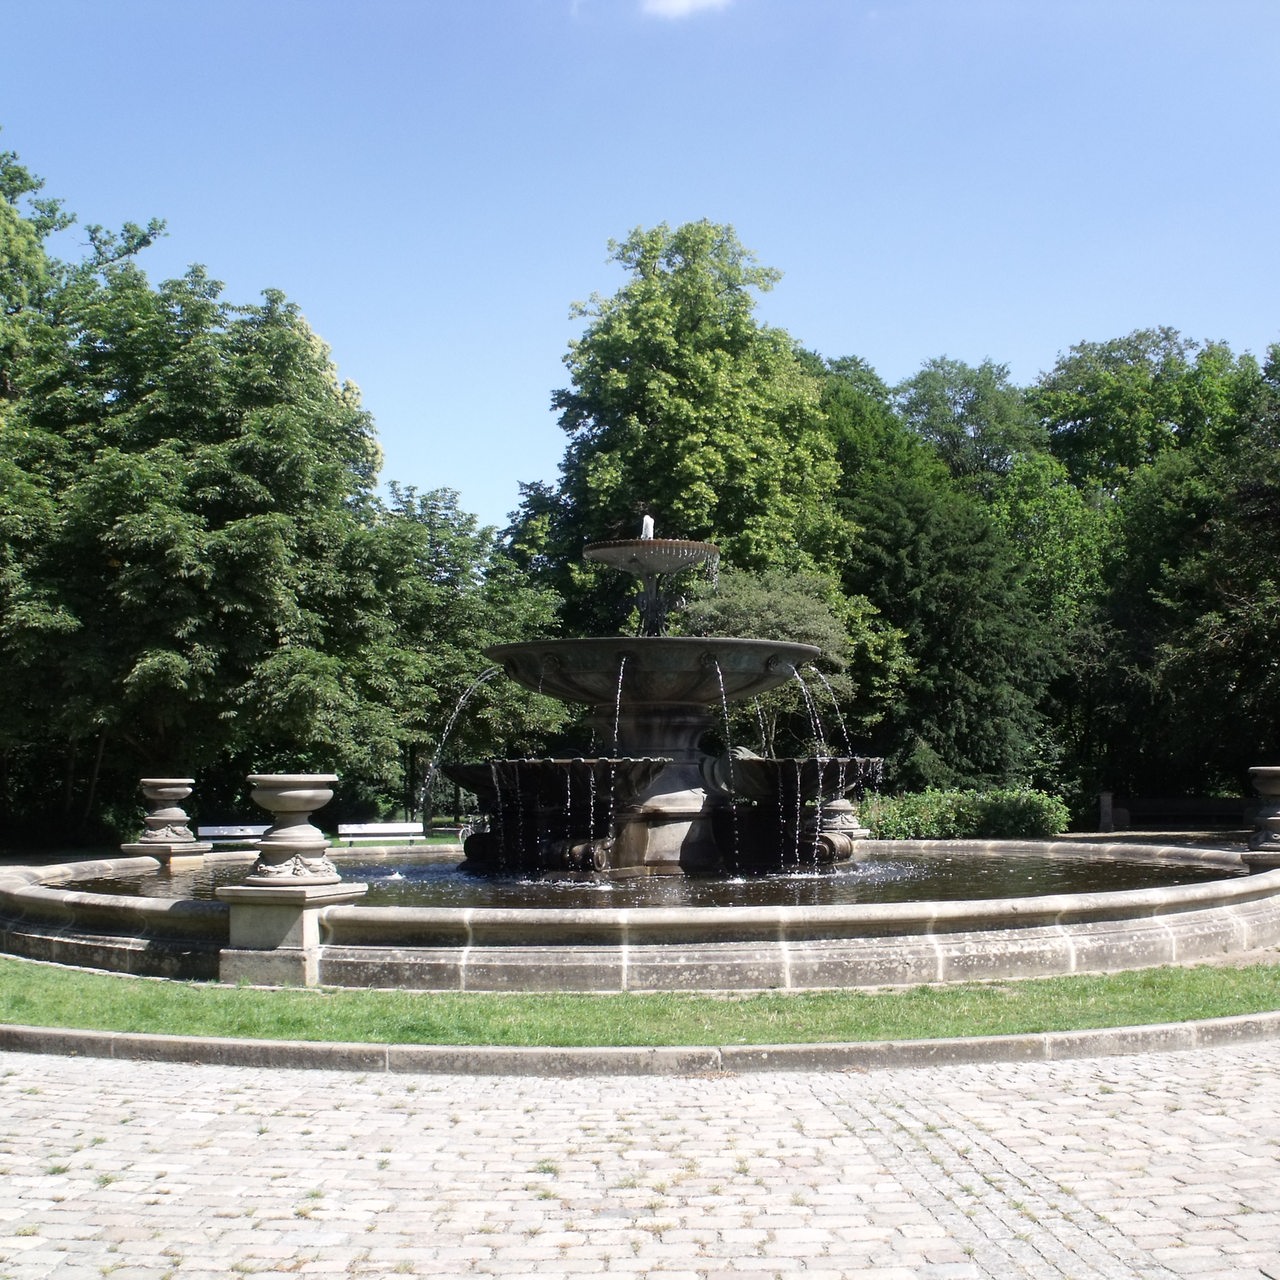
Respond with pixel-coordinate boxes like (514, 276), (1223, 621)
(4, 837), (1277, 992)
(58, 842), (1244, 908)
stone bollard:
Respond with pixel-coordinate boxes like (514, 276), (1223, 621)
(216, 773), (367, 986)
(120, 778), (212, 865)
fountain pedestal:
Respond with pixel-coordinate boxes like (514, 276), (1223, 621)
(120, 778), (212, 866)
(217, 773), (367, 986)
(589, 704), (723, 875)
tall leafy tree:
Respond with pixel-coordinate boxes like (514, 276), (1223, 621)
(0, 147), (558, 838)
(824, 361), (1055, 790)
(1, 255), (390, 829)
(1094, 348), (1280, 795)
(510, 221), (844, 631)
(894, 356), (1046, 494)
(989, 452), (1113, 801)
(1031, 327), (1261, 490)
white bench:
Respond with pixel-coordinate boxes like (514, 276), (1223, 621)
(336, 821), (426, 846)
(196, 824), (269, 846)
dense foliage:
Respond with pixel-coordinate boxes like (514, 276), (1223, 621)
(0, 147), (560, 841)
(2, 141), (1275, 842)
(866, 789), (1072, 841)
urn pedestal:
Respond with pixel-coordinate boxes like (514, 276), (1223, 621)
(1245, 766), (1280, 871)
(216, 773), (367, 987)
(120, 778), (212, 865)
(238, 773), (344, 885)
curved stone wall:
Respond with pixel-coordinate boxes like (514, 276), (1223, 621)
(2, 843), (1277, 991)
(0, 857), (229, 978)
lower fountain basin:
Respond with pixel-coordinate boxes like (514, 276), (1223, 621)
(2, 840), (1276, 992)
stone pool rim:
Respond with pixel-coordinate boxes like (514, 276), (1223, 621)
(2, 838), (1277, 992)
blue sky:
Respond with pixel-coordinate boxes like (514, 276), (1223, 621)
(5, 0), (1278, 528)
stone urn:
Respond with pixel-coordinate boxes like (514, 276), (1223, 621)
(120, 777), (212, 860)
(244, 773), (341, 885)
(1246, 766), (1280, 866)
(217, 772), (367, 987)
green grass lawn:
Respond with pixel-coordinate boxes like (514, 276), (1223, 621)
(2, 955), (1278, 1046)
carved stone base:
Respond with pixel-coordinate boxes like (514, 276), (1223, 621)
(243, 851), (340, 886)
(120, 840), (213, 866)
(216, 880), (369, 987)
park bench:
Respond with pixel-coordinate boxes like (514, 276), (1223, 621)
(336, 821), (426, 846)
(196, 824), (269, 846)
(1102, 795), (1250, 831)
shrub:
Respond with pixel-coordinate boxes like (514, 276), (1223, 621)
(866, 788), (1070, 840)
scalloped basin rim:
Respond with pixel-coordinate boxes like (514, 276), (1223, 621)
(485, 636), (822, 706)
(247, 773), (340, 785)
(486, 636), (820, 656)
(583, 538), (720, 576)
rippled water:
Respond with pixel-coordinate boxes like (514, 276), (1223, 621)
(67, 846), (1241, 909)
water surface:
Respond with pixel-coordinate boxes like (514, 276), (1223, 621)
(68, 846), (1241, 909)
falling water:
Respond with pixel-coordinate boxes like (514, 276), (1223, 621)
(611, 653), (629, 757)
(751, 698), (769, 755)
(711, 656), (741, 863)
(487, 760), (508, 865)
(789, 667), (828, 753)
(789, 757), (805, 865)
(420, 666), (502, 813)
(807, 667), (854, 756)
(562, 761), (575, 848)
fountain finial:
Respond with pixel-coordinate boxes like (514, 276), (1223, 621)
(641, 515), (655, 540)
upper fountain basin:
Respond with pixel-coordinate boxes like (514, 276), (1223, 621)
(583, 538), (719, 578)
(485, 636), (821, 708)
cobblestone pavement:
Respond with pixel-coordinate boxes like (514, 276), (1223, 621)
(1, 1043), (1279, 1280)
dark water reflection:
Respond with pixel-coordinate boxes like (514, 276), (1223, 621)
(68, 847), (1241, 909)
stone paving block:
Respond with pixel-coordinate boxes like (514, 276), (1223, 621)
(5, 1044), (1280, 1278)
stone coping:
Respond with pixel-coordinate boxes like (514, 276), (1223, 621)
(3, 1008), (1280, 1075)
(3, 840), (1278, 991)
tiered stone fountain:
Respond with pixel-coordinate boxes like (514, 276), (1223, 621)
(7, 524), (1280, 994)
(447, 521), (880, 877)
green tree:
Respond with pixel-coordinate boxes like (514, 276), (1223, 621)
(0, 252), (395, 831)
(988, 451), (1113, 803)
(370, 485), (567, 812)
(894, 356), (1045, 494)
(1094, 350), (1280, 795)
(824, 362), (1055, 790)
(671, 566), (907, 757)
(510, 221), (844, 631)
(0, 145), (575, 840)
(1031, 327), (1261, 490)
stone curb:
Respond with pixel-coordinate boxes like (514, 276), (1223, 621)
(3, 1008), (1280, 1075)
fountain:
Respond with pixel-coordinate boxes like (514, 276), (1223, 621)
(4, 524), (1280, 994)
(446, 522), (879, 877)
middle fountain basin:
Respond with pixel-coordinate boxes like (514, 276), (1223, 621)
(455, 635), (876, 877)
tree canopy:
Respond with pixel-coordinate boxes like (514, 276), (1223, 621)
(3, 141), (1274, 838)
(0, 146), (555, 839)
(510, 221), (844, 631)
